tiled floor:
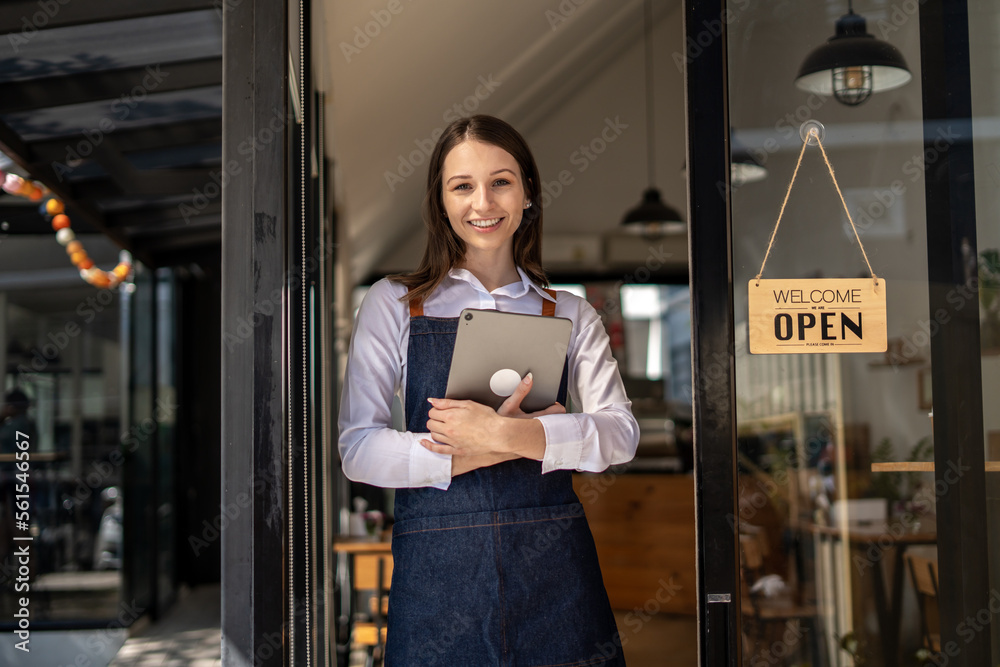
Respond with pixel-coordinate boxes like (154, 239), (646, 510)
(109, 584), (221, 667)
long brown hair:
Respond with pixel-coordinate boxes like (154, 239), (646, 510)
(390, 115), (547, 304)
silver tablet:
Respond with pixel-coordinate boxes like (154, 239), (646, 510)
(445, 309), (573, 413)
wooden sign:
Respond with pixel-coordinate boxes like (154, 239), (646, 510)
(748, 278), (886, 354)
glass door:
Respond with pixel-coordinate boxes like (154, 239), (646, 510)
(727, 2), (938, 664)
(685, 0), (995, 664)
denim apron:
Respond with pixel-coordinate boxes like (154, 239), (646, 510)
(385, 291), (625, 667)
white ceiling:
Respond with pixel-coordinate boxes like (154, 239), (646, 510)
(315, 0), (686, 283)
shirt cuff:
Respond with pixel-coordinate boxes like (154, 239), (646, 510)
(537, 414), (585, 474)
(408, 434), (453, 489)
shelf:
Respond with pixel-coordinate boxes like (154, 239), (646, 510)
(872, 461), (1000, 472)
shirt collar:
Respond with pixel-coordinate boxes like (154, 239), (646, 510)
(447, 267), (555, 302)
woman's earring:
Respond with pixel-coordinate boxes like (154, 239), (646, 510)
(523, 201), (532, 209)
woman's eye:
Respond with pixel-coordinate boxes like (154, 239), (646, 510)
(453, 183), (471, 191)
(493, 179), (510, 187)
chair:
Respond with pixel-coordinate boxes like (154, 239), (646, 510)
(739, 529), (821, 663)
(905, 553), (940, 655)
(351, 553), (393, 667)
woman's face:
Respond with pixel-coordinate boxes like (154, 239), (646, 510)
(440, 139), (529, 263)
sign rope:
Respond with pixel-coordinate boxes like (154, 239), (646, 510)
(754, 127), (879, 287)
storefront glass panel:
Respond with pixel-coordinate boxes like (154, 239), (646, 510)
(0, 235), (125, 625)
(726, 2), (949, 664)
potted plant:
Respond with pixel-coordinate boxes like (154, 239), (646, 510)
(980, 249), (1000, 353)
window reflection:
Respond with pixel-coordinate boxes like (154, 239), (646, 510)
(0, 235), (123, 623)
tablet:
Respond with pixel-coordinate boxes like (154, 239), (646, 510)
(445, 309), (573, 413)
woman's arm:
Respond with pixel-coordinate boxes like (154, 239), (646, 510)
(534, 302), (639, 473)
(338, 280), (454, 489)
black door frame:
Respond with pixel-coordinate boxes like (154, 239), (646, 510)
(684, 0), (740, 665)
(221, 0), (289, 663)
(685, 0), (991, 664)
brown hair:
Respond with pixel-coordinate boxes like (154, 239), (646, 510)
(389, 115), (547, 304)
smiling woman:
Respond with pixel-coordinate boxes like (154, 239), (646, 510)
(338, 114), (639, 665)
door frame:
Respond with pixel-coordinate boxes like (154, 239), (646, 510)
(684, 0), (991, 664)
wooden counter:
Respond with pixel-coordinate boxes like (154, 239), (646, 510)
(573, 472), (697, 615)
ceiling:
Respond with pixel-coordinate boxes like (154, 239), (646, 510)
(316, 0), (688, 284)
(0, 1), (223, 268)
(0, 0), (934, 291)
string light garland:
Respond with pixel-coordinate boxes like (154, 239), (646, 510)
(0, 169), (132, 289)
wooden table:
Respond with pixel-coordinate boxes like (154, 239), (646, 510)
(800, 519), (936, 667)
(333, 536), (391, 554)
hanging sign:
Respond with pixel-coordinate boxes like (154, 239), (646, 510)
(748, 121), (887, 355)
(748, 278), (886, 354)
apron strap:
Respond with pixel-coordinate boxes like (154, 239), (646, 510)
(407, 287), (423, 318)
(542, 288), (557, 317)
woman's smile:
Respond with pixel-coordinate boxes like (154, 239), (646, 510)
(466, 216), (504, 230)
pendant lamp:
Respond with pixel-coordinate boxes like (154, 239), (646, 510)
(795, 1), (911, 106)
(622, 0), (684, 237)
(730, 133), (767, 187)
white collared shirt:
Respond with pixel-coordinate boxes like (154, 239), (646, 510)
(338, 267), (639, 489)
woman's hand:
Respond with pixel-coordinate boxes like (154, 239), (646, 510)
(495, 373), (566, 420)
(419, 374), (565, 467)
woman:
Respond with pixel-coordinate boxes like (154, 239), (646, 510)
(339, 115), (638, 665)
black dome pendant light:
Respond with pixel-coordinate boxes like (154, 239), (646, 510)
(795, 1), (912, 106)
(622, 0), (684, 237)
